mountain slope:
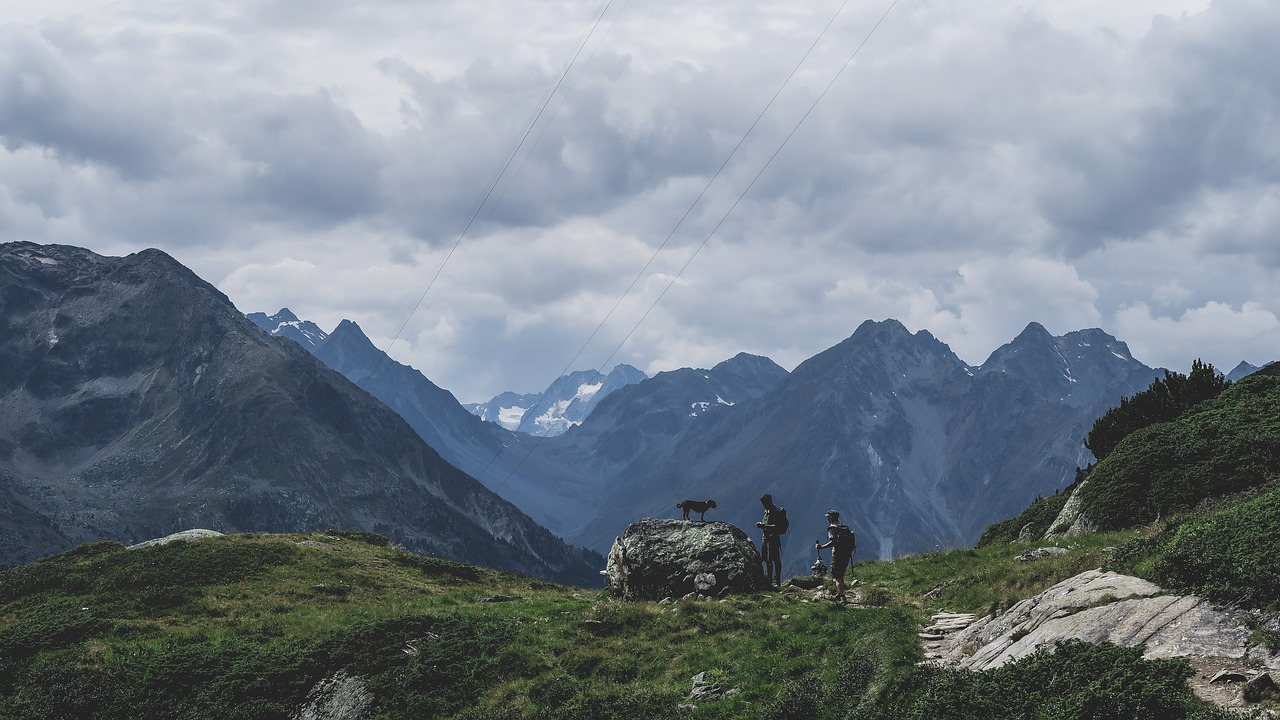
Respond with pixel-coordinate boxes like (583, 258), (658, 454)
(0, 242), (600, 583)
(465, 364), (648, 436)
(0, 527), (1239, 719)
(566, 320), (1162, 575)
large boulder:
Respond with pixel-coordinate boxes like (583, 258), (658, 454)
(606, 519), (767, 600)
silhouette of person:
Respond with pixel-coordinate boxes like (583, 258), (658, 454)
(815, 509), (854, 602)
(756, 493), (783, 587)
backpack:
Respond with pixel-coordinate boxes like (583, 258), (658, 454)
(832, 524), (855, 555)
(773, 507), (789, 535)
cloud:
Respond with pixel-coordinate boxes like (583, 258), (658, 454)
(0, 26), (187, 179)
(1115, 300), (1280, 369)
(1, 0), (1277, 400)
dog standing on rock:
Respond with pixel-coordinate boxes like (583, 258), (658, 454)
(677, 499), (717, 522)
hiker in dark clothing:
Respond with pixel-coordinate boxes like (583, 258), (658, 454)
(816, 509), (855, 602)
(756, 493), (785, 587)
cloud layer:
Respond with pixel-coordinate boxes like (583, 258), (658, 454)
(3, 0), (1277, 400)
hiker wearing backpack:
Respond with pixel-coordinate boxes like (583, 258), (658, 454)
(756, 493), (788, 587)
(815, 509), (855, 603)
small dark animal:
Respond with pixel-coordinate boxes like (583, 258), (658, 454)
(677, 499), (717, 522)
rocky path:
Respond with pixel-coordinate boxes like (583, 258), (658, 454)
(919, 611), (978, 666)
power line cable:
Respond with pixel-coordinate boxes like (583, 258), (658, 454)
(398, 0), (632, 346)
(488, 0), (899, 489)
(590, 0), (902, 384)
(476, 0), (854, 476)
(359, 0), (622, 388)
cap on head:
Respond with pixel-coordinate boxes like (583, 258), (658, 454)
(826, 509), (840, 520)
(760, 493), (773, 505)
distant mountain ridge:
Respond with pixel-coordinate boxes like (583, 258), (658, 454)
(246, 310), (1244, 578)
(0, 243), (601, 584)
(245, 308), (328, 350)
(248, 309), (788, 540)
(465, 364), (648, 436)
(541, 320), (1166, 575)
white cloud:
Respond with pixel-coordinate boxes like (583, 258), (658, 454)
(1115, 301), (1280, 370)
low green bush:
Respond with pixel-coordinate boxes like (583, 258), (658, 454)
(1080, 370), (1280, 531)
(977, 490), (1072, 547)
(1152, 488), (1280, 609)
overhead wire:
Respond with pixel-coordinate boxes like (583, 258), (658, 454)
(487, 0), (900, 490)
(599, 0), (903, 371)
(397, 0), (632, 350)
(358, 0), (623, 389)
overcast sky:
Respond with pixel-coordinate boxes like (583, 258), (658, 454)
(3, 0), (1278, 401)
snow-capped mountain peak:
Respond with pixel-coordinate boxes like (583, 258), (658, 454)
(470, 365), (648, 436)
(247, 308), (329, 350)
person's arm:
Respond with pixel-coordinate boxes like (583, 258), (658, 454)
(816, 527), (835, 549)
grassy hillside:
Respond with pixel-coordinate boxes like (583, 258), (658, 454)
(981, 364), (1280, 613)
(0, 530), (1238, 719)
(1078, 363), (1280, 531)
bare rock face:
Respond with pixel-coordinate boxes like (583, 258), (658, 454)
(1041, 482), (1098, 540)
(606, 519), (767, 600)
(127, 529), (224, 550)
(933, 570), (1277, 672)
(293, 671), (372, 720)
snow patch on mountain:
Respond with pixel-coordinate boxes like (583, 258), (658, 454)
(470, 365), (647, 436)
(247, 309), (329, 351)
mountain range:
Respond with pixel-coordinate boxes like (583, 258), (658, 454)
(253, 306), (1175, 576)
(0, 242), (601, 584)
(464, 364), (647, 436)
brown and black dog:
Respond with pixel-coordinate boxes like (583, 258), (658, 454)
(676, 499), (717, 522)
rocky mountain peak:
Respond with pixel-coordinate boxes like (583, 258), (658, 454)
(1, 242), (602, 583)
(247, 308), (329, 350)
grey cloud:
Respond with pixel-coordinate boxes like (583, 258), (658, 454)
(1039, 0), (1280, 255)
(0, 26), (188, 179)
(223, 90), (386, 226)
(378, 51), (730, 242)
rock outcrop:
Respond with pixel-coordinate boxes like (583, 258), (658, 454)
(606, 519), (767, 600)
(931, 570), (1279, 672)
(1041, 481), (1097, 540)
(127, 529), (225, 550)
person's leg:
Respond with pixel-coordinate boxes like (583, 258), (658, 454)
(771, 541), (782, 586)
(832, 555), (849, 600)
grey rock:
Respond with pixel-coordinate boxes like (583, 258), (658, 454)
(1210, 669), (1248, 684)
(607, 519), (766, 601)
(1042, 483), (1098, 540)
(1244, 672), (1278, 703)
(481, 595), (518, 603)
(931, 570), (1277, 673)
(127, 529), (224, 549)
(293, 671), (372, 720)
(689, 671), (723, 702)
(1016, 546), (1069, 562)
(1016, 522), (1038, 543)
